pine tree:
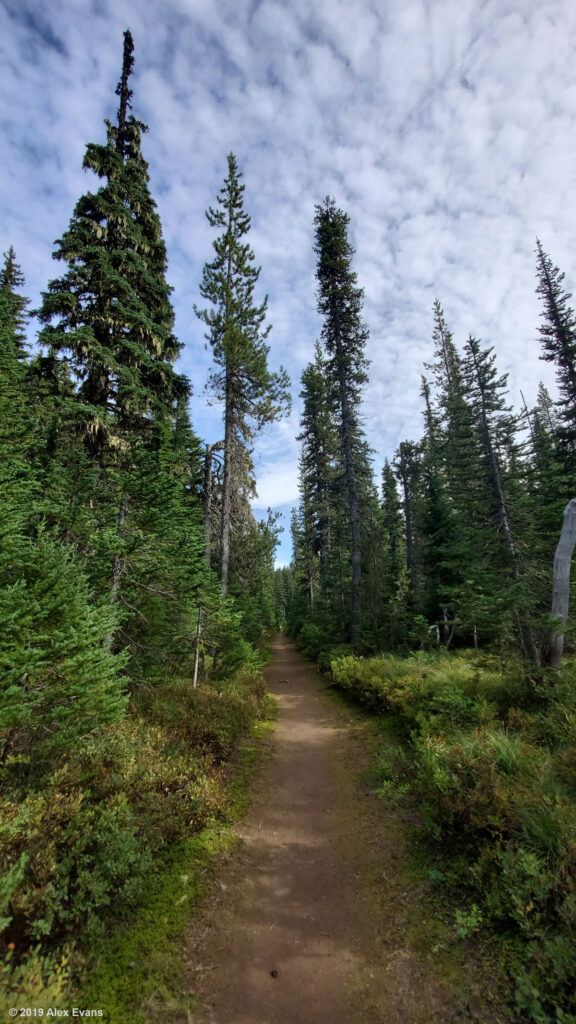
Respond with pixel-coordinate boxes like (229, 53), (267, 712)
(195, 152), (290, 597)
(314, 197), (370, 645)
(535, 240), (576, 460)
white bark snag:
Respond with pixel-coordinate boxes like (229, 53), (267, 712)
(550, 498), (576, 668)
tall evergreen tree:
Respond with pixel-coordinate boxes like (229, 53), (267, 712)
(535, 240), (576, 460)
(37, 30), (188, 459)
(195, 152), (290, 597)
(297, 343), (338, 610)
(379, 459), (408, 647)
(313, 197), (370, 645)
(463, 335), (539, 669)
(33, 31), (207, 674)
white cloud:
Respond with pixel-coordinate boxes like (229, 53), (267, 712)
(1, 0), (573, 570)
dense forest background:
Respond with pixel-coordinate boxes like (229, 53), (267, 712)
(1, 27), (576, 1024)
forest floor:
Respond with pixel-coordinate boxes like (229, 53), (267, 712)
(169, 634), (511, 1024)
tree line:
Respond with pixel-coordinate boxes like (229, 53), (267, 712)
(0, 30), (287, 779)
(283, 207), (576, 676)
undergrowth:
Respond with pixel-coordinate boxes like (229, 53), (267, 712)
(0, 666), (273, 1017)
(325, 646), (576, 1024)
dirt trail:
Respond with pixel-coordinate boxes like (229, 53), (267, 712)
(185, 634), (486, 1024)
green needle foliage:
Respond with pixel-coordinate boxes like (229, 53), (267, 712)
(535, 239), (576, 464)
(195, 152), (290, 597)
(37, 30), (188, 459)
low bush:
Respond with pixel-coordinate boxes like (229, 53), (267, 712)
(0, 664), (269, 1002)
(328, 649), (576, 1023)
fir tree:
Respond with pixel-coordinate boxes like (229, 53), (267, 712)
(0, 247), (29, 366)
(195, 152), (290, 597)
(314, 197), (370, 645)
(535, 239), (576, 460)
(379, 459), (408, 647)
(37, 30), (188, 459)
(297, 343), (338, 609)
(463, 335), (539, 670)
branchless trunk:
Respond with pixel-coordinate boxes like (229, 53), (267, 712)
(549, 498), (576, 668)
(220, 375), (233, 598)
(192, 607), (202, 688)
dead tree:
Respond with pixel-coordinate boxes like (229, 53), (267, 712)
(549, 497), (576, 668)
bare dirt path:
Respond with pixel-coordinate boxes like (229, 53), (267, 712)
(185, 634), (494, 1024)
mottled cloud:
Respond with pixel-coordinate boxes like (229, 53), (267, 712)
(1, 0), (574, 563)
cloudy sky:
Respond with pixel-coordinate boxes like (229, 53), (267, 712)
(1, 0), (574, 563)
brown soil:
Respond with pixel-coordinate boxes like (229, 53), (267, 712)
(182, 634), (506, 1024)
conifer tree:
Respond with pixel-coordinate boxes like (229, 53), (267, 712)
(33, 32), (206, 674)
(0, 254), (127, 767)
(313, 197), (370, 645)
(535, 240), (576, 461)
(0, 248), (29, 366)
(195, 153), (290, 597)
(37, 30), (188, 459)
(379, 460), (408, 647)
(297, 343), (338, 610)
(463, 335), (539, 670)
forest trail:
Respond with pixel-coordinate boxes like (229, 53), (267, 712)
(183, 634), (487, 1024)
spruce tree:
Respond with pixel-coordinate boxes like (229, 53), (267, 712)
(33, 32), (205, 674)
(463, 335), (539, 670)
(37, 30), (188, 459)
(535, 240), (576, 461)
(313, 197), (370, 645)
(380, 459), (408, 647)
(195, 152), (290, 597)
(297, 343), (338, 611)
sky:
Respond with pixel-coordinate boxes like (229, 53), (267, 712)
(1, 0), (574, 565)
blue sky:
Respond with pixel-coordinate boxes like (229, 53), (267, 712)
(1, 0), (574, 564)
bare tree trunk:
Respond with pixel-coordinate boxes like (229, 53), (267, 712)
(549, 498), (576, 668)
(220, 380), (233, 598)
(203, 444), (214, 565)
(192, 607), (202, 688)
(111, 491), (127, 598)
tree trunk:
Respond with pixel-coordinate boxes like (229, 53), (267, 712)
(549, 498), (576, 668)
(111, 491), (127, 598)
(220, 379), (233, 598)
(339, 383), (361, 646)
(192, 607), (202, 688)
(203, 441), (224, 567)
(203, 443), (213, 565)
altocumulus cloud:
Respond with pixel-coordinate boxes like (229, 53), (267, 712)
(1, 0), (574, 563)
